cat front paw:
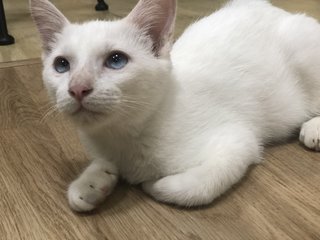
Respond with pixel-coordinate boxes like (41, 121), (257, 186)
(300, 117), (320, 151)
(68, 170), (117, 212)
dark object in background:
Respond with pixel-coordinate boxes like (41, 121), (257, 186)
(0, 0), (109, 46)
(95, 0), (109, 11)
(0, 0), (14, 45)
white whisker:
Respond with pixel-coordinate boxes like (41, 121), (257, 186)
(40, 104), (60, 123)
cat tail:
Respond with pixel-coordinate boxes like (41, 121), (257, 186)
(143, 126), (262, 206)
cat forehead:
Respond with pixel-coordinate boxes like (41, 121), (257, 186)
(56, 20), (151, 54)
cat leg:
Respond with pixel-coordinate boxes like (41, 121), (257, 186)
(68, 159), (118, 212)
(142, 127), (261, 206)
(299, 116), (320, 151)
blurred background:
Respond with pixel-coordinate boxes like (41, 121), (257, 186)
(1, 0), (320, 63)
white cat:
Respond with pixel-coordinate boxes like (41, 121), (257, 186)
(30, 0), (320, 212)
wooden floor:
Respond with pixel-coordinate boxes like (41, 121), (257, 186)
(0, 0), (320, 239)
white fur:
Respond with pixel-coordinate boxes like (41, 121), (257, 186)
(33, 0), (320, 211)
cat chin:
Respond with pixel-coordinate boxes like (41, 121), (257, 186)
(66, 109), (109, 127)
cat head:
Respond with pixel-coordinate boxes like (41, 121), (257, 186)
(30, 0), (176, 129)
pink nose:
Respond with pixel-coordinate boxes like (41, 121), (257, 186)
(68, 85), (93, 101)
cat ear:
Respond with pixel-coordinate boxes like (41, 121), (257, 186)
(30, 0), (69, 53)
(125, 0), (176, 56)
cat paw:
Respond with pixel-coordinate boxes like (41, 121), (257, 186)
(68, 169), (117, 212)
(299, 117), (320, 151)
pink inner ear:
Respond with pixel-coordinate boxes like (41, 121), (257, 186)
(30, 0), (69, 52)
(125, 0), (176, 55)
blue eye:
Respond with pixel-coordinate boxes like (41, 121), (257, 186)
(105, 51), (128, 69)
(54, 57), (70, 73)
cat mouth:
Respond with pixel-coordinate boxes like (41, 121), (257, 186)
(71, 106), (103, 116)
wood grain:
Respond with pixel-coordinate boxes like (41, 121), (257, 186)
(0, 0), (320, 239)
(1, 0), (320, 63)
